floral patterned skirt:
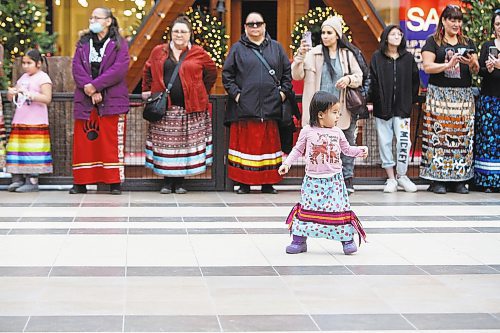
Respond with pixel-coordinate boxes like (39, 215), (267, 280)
(474, 94), (499, 190)
(420, 84), (474, 182)
(289, 173), (356, 241)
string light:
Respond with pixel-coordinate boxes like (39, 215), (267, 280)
(290, 7), (352, 53)
(0, 0), (56, 87)
(123, 1), (147, 37)
(162, 7), (228, 68)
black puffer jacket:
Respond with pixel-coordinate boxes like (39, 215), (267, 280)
(222, 33), (292, 125)
(368, 50), (420, 120)
(342, 38), (371, 98)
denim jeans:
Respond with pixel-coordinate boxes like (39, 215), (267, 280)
(375, 116), (411, 176)
(341, 116), (357, 179)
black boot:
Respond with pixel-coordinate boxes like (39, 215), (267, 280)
(454, 182), (469, 194)
(432, 181), (446, 194)
(173, 177), (187, 194)
(261, 184), (278, 194)
(110, 183), (122, 195)
(237, 184), (250, 194)
(69, 184), (87, 194)
(160, 177), (173, 194)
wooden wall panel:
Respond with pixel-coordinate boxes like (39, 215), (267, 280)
(277, 0), (309, 57)
(229, 0), (242, 45)
(323, 0), (384, 62)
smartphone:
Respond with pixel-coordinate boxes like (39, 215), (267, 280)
(302, 31), (312, 47)
(457, 48), (475, 57)
(489, 46), (499, 58)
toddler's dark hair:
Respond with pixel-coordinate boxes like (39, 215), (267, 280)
(25, 49), (49, 74)
(25, 49), (43, 63)
(309, 91), (339, 127)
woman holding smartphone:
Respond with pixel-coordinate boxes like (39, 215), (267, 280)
(420, 5), (479, 194)
(291, 16), (363, 194)
(474, 9), (500, 193)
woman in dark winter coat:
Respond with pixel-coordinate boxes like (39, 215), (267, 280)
(222, 12), (293, 194)
(369, 25), (420, 193)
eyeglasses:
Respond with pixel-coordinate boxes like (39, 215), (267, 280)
(388, 32), (403, 37)
(172, 30), (190, 34)
(446, 4), (460, 10)
(89, 16), (109, 21)
(245, 22), (265, 28)
(495, 9), (500, 14)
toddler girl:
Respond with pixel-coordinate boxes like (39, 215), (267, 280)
(6, 49), (53, 192)
(278, 91), (368, 254)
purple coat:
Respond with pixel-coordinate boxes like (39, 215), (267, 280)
(72, 36), (130, 120)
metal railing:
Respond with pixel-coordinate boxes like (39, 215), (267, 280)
(0, 92), (424, 190)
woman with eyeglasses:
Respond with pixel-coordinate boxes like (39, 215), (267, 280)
(222, 12), (293, 194)
(70, 7), (129, 195)
(420, 5), (479, 194)
(291, 16), (363, 194)
(474, 9), (500, 193)
(368, 25), (420, 193)
(142, 16), (217, 194)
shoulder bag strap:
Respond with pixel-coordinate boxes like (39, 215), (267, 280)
(251, 49), (281, 88)
(345, 49), (352, 75)
(166, 49), (189, 93)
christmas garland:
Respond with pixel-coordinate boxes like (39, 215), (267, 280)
(290, 7), (352, 54)
(164, 7), (228, 68)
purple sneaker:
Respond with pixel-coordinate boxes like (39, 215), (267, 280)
(286, 235), (307, 254)
(342, 240), (357, 255)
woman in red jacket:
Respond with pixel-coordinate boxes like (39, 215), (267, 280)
(142, 16), (217, 194)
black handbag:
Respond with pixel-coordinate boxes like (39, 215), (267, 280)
(251, 49), (301, 153)
(143, 50), (188, 122)
(143, 91), (168, 122)
(345, 53), (369, 119)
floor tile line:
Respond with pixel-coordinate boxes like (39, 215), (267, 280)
(47, 229), (70, 278)
(489, 265), (500, 273)
(1, 264), (500, 277)
(185, 224), (223, 332)
(400, 313), (419, 330)
(5, 313), (500, 331)
(22, 315), (31, 333)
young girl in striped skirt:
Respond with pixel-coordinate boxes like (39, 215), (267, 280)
(278, 91), (368, 254)
(6, 49), (53, 192)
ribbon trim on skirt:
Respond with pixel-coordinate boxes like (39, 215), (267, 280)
(285, 203), (367, 244)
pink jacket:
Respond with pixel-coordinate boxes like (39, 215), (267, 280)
(283, 125), (364, 177)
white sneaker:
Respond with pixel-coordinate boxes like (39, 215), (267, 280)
(397, 175), (417, 192)
(383, 179), (398, 193)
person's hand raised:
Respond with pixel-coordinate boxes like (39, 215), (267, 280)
(278, 164), (290, 175)
(298, 39), (311, 56)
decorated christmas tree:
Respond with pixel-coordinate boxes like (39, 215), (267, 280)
(0, 0), (57, 89)
(460, 0), (498, 86)
(290, 7), (352, 54)
(163, 7), (228, 68)
(461, 0), (497, 50)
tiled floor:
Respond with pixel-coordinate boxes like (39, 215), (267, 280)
(0, 188), (499, 332)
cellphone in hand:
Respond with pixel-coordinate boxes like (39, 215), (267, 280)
(302, 31), (312, 47)
(489, 46), (499, 59)
(457, 48), (475, 57)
